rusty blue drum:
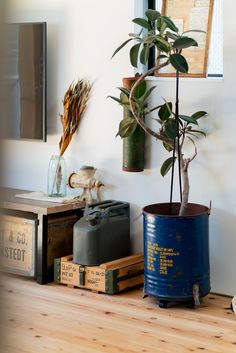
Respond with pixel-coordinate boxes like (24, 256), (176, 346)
(143, 203), (210, 302)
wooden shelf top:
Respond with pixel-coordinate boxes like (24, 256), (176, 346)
(0, 187), (85, 215)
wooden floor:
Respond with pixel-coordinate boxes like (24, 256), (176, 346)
(0, 274), (236, 353)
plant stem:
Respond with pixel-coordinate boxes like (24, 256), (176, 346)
(178, 151), (189, 216)
(178, 143), (197, 216)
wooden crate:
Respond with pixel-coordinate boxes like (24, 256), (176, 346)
(0, 215), (36, 276)
(54, 254), (144, 294)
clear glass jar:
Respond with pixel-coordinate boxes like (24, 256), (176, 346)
(47, 155), (67, 197)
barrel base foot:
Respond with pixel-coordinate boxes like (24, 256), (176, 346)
(186, 300), (196, 309)
(142, 289), (148, 299)
(159, 300), (168, 309)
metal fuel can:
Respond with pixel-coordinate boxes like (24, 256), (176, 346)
(73, 200), (130, 266)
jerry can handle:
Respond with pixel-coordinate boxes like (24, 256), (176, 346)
(105, 203), (130, 219)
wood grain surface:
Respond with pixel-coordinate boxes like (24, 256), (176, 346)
(0, 188), (84, 215)
(0, 274), (235, 353)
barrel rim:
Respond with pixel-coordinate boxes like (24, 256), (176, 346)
(143, 202), (210, 217)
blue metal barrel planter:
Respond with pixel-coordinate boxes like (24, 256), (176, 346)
(143, 203), (210, 306)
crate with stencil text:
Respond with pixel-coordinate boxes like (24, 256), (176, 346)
(54, 254), (144, 294)
(0, 215), (36, 276)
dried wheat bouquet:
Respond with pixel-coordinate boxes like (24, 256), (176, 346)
(59, 78), (92, 156)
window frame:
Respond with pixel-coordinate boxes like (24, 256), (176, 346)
(147, 0), (223, 78)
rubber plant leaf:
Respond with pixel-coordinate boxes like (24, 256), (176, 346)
(107, 95), (122, 104)
(160, 157), (177, 177)
(133, 80), (147, 99)
(192, 111), (207, 120)
(111, 38), (133, 58)
(173, 37), (198, 49)
(170, 54), (188, 73)
(188, 129), (207, 137)
(120, 92), (129, 105)
(142, 86), (157, 103)
(165, 120), (178, 139)
(162, 16), (178, 33)
(117, 87), (130, 97)
(159, 102), (173, 121)
(130, 43), (141, 68)
(117, 118), (137, 138)
(140, 44), (150, 65)
(145, 9), (161, 22)
(179, 115), (199, 125)
(132, 17), (151, 30)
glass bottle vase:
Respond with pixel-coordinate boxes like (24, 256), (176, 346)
(47, 155), (67, 197)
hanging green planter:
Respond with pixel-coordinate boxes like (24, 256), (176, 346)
(108, 76), (156, 172)
(122, 77), (145, 172)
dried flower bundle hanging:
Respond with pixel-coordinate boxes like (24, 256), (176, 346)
(59, 78), (92, 156)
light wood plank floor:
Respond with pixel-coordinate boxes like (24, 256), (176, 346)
(0, 274), (235, 353)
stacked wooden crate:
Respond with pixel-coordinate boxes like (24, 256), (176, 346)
(54, 254), (144, 294)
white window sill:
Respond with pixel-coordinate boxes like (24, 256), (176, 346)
(145, 76), (224, 83)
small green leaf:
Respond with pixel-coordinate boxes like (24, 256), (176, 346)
(107, 95), (122, 104)
(187, 135), (196, 145)
(117, 87), (130, 97)
(111, 38), (133, 58)
(117, 118), (137, 138)
(162, 98), (173, 116)
(158, 102), (173, 121)
(182, 29), (206, 35)
(160, 157), (176, 177)
(145, 9), (161, 22)
(154, 35), (170, 48)
(189, 129), (206, 137)
(155, 40), (171, 53)
(133, 80), (147, 99)
(156, 16), (163, 31)
(170, 54), (188, 73)
(128, 32), (139, 38)
(142, 34), (158, 44)
(140, 44), (150, 65)
(179, 115), (198, 125)
(132, 17), (150, 30)
(165, 120), (178, 139)
(151, 117), (162, 124)
(192, 111), (207, 120)
(165, 31), (179, 40)
(173, 37), (198, 49)
(186, 132), (199, 139)
(130, 43), (141, 68)
(120, 92), (129, 105)
(162, 16), (178, 33)
(142, 86), (157, 103)
(156, 54), (168, 60)
(160, 22), (167, 36)
(163, 142), (173, 152)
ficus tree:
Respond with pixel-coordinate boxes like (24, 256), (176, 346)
(111, 9), (208, 216)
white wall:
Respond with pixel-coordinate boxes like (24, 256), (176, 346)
(2, 0), (236, 296)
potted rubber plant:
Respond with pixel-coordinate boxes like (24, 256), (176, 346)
(111, 9), (211, 307)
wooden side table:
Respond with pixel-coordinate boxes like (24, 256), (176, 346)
(0, 188), (84, 284)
